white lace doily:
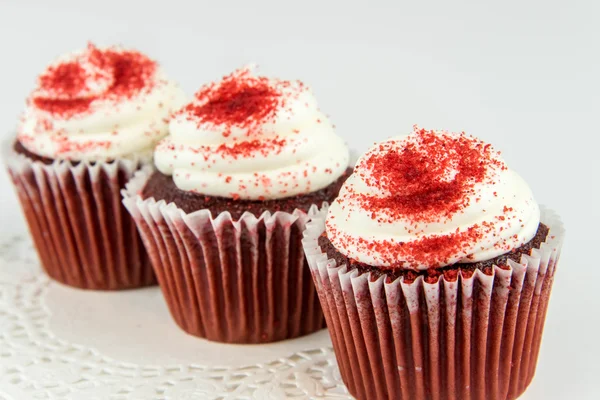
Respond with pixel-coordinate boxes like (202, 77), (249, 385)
(0, 235), (351, 400)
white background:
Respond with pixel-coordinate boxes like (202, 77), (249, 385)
(0, 0), (598, 398)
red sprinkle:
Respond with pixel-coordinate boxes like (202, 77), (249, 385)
(51, 135), (112, 154)
(183, 68), (282, 136)
(38, 62), (89, 98)
(328, 127), (515, 268)
(180, 68), (306, 138)
(33, 97), (95, 117)
(355, 127), (506, 224)
(32, 43), (157, 118)
(328, 224), (485, 268)
(215, 137), (287, 159)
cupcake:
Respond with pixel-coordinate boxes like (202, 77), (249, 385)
(303, 127), (564, 400)
(5, 43), (186, 290)
(123, 66), (351, 343)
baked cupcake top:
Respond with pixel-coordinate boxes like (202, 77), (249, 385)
(326, 127), (540, 270)
(154, 66), (350, 200)
(17, 43), (186, 162)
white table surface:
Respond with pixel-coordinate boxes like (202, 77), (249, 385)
(0, 0), (598, 398)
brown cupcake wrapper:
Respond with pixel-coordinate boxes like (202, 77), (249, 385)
(122, 167), (326, 344)
(302, 206), (564, 400)
(3, 140), (155, 290)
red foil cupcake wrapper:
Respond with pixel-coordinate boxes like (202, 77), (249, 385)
(302, 206), (564, 400)
(3, 141), (155, 290)
(122, 167), (326, 344)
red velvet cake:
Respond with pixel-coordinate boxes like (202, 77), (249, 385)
(123, 67), (351, 343)
(5, 43), (186, 290)
(303, 127), (565, 400)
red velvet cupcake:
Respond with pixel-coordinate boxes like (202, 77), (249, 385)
(303, 127), (564, 400)
(123, 67), (351, 343)
(4, 43), (186, 290)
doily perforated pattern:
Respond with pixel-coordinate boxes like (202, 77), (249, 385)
(0, 235), (351, 400)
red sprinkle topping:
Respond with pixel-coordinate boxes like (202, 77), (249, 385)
(355, 127), (507, 223)
(215, 137), (287, 159)
(39, 62), (90, 98)
(31, 43), (157, 118)
(50, 135), (112, 154)
(328, 223), (490, 268)
(33, 97), (96, 118)
(181, 68), (304, 137)
(328, 127), (519, 269)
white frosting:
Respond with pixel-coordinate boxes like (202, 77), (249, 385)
(17, 44), (187, 161)
(326, 130), (540, 269)
(155, 67), (349, 200)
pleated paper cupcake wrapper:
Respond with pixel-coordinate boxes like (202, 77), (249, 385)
(3, 140), (155, 290)
(122, 166), (326, 344)
(302, 206), (564, 400)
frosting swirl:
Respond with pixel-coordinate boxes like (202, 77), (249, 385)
(17, 43), (186, 161)
(155, 67), (349, 200)
(326, 127), (540, 270)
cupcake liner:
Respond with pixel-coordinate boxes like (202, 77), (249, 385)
(302, 206), (564, 400)
(3, 139), (155, 290)
(122, 167), (326, 343)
